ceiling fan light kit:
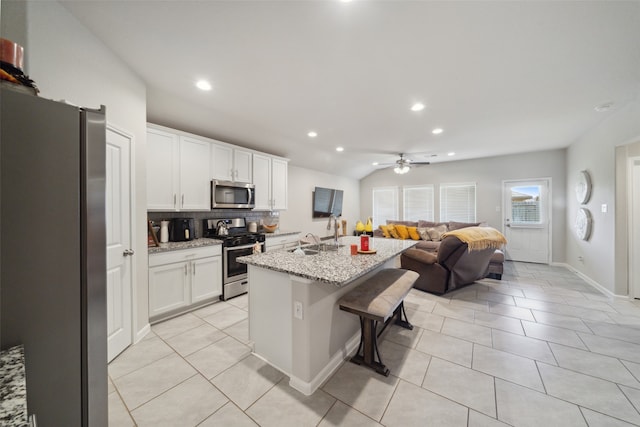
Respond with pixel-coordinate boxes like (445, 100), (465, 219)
(394, 164), (410, 174)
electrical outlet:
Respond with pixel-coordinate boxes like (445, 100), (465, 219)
(294, 301), (303, 319)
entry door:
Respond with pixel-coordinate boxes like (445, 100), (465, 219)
(106, 127), (133, 362)
(502, 179), (550, 263)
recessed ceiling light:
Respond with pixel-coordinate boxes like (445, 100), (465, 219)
(336, 147), (344, 152)
(432, 128), (444, 135)
(307, 131), (318, 138)
(410, 103), (425, 112)
(195, 80), (212, 91)
(594, 102), (614, 112)
(372, 162), (379, 166)
(448, 152), (456, 156)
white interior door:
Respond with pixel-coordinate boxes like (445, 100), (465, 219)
(502, 179), (551, 263)
(106, 127), (133, 362)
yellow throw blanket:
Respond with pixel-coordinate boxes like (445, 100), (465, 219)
(441, 226), (507, 251)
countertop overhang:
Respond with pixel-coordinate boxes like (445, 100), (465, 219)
(238, 236), (417, 286)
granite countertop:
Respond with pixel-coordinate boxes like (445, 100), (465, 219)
(238, 236), (416, 287)
(148, 238), (223, 254)
(263, 230), (300, 238)
(0, 345), (28, 427)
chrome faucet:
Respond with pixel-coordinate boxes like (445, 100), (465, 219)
(327, 214), (340, 246)
(305, 233), (321, 246)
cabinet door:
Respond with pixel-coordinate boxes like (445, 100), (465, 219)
(271, 158), (288, 210)
(149, 262), (189, 318)
(147, 128), (179, 210)
(252, 153), (272, 210)
(180, 136), (211, 210)
(234, 149), (253, 183)
(191, 256), (222, 303)
(211, 143), (234, 181)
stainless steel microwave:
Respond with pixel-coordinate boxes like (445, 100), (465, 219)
(211, 180), (255, 209)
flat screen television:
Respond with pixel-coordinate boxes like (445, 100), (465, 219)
(312, 186), (343, 218)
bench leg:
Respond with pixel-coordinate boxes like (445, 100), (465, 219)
(393, 302), (413, 330)
(350, 317), (390, 376)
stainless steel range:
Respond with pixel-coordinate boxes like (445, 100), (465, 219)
(204, 217), (265, 300)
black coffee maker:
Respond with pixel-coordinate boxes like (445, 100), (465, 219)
(170, 218), (195, 242)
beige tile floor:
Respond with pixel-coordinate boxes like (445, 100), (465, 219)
(109, 262), (640, 426)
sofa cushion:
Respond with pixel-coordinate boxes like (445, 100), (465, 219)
(417, 227), (431, 241)
(395, 224), (410, 239)
(387, 220), (419, 227)
(388, 224), (400, 239)
(407, 226), (421, 240)
(379, 225), (391, 238)
(448, 221), (481, 231)
(418, 220), (448, 229)
(415, 240), (440, 252)
(403, 248), (438, 264)
(427, 224), (448, 241)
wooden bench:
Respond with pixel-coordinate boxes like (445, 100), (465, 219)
(338, 268), (419, 376)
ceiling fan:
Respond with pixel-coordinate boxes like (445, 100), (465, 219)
(376, 153), (431, 174)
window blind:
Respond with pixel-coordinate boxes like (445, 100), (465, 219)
(403, 185), (434, 221)
(372, 187), (398, 228)
(440, 183), (476, 222)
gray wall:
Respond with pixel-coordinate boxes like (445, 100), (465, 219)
(360, 149), (567, 263)
(567, 100), (640, 295)
(279, 166), (361, 238)
(2, 0), (151, 339)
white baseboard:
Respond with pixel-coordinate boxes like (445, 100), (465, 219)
(134, 323), (151, 344)
(552, 262), (629, 299)
(288, 332), (360, 396)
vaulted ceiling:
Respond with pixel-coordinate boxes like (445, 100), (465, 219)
(61, 1), (640, 179)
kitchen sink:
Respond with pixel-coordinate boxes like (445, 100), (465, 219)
(289, 248), (319, 255)
(303, 243), (344, 252)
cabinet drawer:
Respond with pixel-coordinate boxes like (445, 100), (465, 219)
(149, 245), (221, 267)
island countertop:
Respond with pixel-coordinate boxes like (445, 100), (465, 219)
(238, 236), (417, 286)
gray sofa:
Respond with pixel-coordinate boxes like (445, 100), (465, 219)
(374, 220), (505, 280)
(400, 230), (499, 294)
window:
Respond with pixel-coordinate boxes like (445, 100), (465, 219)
(510, 185), (541, 224)
(403, 185), (434, 221)
(372, 187), (398, 228)
(440, 183), (476, 222)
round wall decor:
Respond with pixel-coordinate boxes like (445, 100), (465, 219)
(575, 207), (592, 241)
(575, 170), (592, 204)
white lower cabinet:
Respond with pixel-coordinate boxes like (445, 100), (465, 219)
(149, 245), (222, 320)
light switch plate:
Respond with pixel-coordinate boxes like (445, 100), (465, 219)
(601, 204), (608, 213)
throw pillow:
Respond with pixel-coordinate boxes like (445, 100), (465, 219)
(407, 226), (421, 240)
(417, 227), (431, 241)
(388, 224), (400, 239)
(448, 221), (481, 231)
(395, 224), (409, 239)
(427, 224), (448, 241)
(378, 225), (391, 238)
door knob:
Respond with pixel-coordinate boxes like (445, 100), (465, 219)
(123, 249), (135, 256)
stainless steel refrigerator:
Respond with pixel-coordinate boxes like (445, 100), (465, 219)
(1, 85), (107, 426)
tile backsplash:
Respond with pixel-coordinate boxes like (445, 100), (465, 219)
(148, 210), (280, 238)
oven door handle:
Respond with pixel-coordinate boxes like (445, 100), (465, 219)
(225, 242), (262, 251)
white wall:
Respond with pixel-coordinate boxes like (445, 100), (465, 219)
(2, 1), (150, 338)
(360, 149), (567, 263)
(279, 166), (360, 239)
(567, 100), (640, 295)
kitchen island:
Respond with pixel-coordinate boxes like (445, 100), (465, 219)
(238, 236), (417, 395)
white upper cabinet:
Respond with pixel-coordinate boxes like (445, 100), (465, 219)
(271, 157), (288, 210)
(211, 143), (252, 183)
(179, 136), (210, 210)
(147, 128), (180, 210)
(147, 127), (210, 211)
(252, 153), (288, 210)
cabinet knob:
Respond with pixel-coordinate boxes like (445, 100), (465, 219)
(123, 249), (135, 256)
